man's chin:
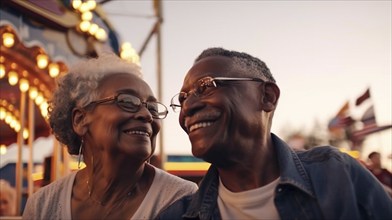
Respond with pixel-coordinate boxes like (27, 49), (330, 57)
(191, 143), (209, 159)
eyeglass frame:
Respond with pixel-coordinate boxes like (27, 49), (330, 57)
(85, 92), (169, 119)
(170, 76), (268, 112)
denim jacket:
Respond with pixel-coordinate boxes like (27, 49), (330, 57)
(156, 134), (392, 220)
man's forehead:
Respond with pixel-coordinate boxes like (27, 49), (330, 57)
(184, 57), (234, 81)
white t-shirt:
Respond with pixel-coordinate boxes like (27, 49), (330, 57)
(218, 177), (280, 220)
(22, 166), (197, 220)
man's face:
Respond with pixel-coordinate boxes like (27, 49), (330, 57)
(178, 56), (265, 164)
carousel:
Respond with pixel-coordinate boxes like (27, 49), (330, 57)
(0, 0), (142, 215)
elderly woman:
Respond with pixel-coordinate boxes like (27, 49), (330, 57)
(22, 53), (197, 219)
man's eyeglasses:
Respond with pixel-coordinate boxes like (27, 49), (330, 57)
(170, 76), (265, 112)
(85, 93), (168, 119)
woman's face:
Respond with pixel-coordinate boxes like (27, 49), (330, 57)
(83, 73), (161, 162)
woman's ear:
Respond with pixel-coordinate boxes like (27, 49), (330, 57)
(72, 108), (88, 136)
(262, 83), (280, 112)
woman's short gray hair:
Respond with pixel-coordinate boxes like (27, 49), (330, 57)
(48, 53), (142, 155)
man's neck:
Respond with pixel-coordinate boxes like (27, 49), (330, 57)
(217, 145), (280, 192)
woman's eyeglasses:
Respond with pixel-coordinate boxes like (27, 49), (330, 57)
(170, 76), (265, 112)
(86, 93), (168, 119)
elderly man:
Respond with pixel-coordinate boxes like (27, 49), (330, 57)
(157, 47), (392, 219)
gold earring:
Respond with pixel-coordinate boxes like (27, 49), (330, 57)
(77, 139), (84, 169)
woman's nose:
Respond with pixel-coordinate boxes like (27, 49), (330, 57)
(135, 104), (153, 122)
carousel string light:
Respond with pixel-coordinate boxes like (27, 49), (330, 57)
(0, 145), (6, 155)
(0, 24), (66, 147)
(81, 11), (93, 21)
(120, 42), (140, 66)
(72, 0), (82, 10)
(95, 28), (107, 41)
(36, 54), (48, 69)
(29, 87), (38, 99)
(19, 78), (30, 92)
(71, 0), (107, 42)
(79, 20), (91, 32)
(8, 70), (19, 86)
(2, 32), (15, 48)
(0, 101), (28, 140)
(0, 64), (5, 78)
(48, 63), (60, 78)
(88, 23), (99, 35)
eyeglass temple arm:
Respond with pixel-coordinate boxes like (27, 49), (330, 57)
(213, 77), (264, 82)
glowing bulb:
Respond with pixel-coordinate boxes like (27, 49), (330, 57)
(79, 21), (91, 32)
(81, 11), (93, 21)
(0, 145), (6, 155)
(88, 23), (99, 35)
(40, 102), (49, 117)
(40, 102), (48, 112)
(41, 108), (48, 118)
(8, 71), (18, 86)
(121, 42), (132, 50)
(48, 63), (60, 78)
(120, 50), (131, 60)
(29, 87), (38, 99)
(36, 54), (48, 69)
(0, 64), (5, 78)
(86, 0), (96, 11)
(19, 78), (29, 92)
(5, 112), (12, 124)
(23, 129), (29, 139)
(14, 123), (20, 132)
(95, 28), (107, 41)
(2, 33), (15, 48)
(0, 107), (6, 120)
(35, 93), (44, 105)
(10, 119), (16, 129)
(79, 2), (89, 13)
(72, 0), (82, 10)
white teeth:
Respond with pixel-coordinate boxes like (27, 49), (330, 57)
(126, 130), (150, 137)
(189, 122), (213, 132)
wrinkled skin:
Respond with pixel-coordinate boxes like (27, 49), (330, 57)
(71, 73), (161, 219)
(178, 56), (281, 191)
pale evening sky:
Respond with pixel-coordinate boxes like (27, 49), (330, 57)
(101, 1), (391, 166)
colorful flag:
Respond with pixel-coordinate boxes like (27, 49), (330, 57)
(351, 125), (392, 142)
(355, 88), (371, 106)
(328, 116), (355, 129)
(333, 101), (349, 117)
(328, 101), (355, 139)
(349, 105), (380, 143)
(361, 105), (376, 127)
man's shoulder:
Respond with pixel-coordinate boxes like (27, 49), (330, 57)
(295, 145), (348, 164)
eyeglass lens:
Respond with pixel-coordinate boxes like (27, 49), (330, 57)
(178, 77), (216, 103)
(117, 94), (167, 119)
